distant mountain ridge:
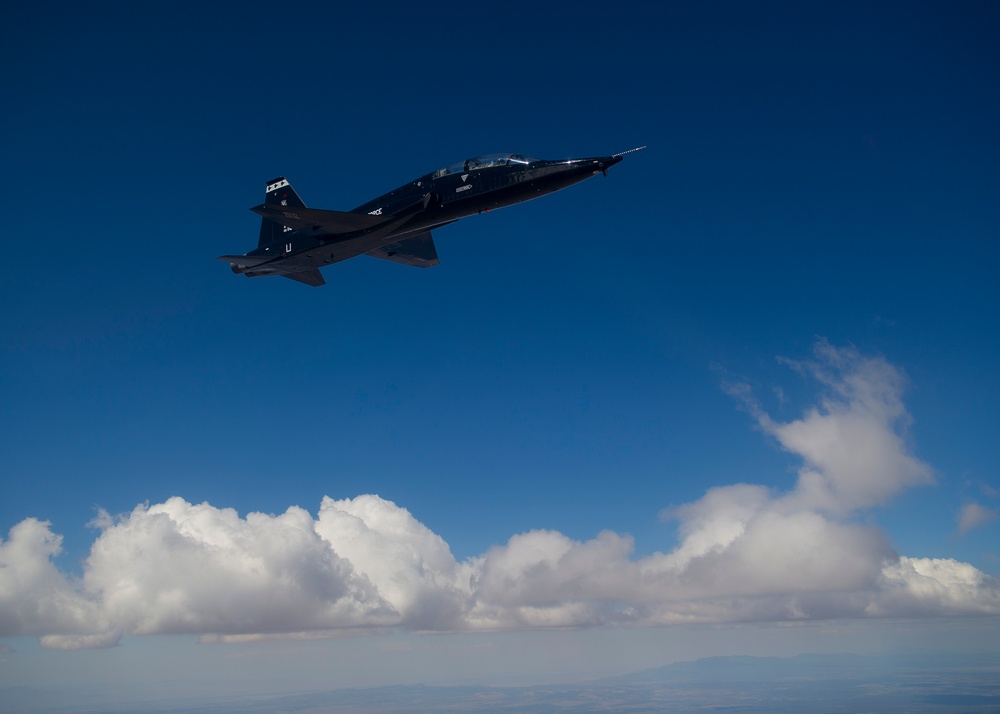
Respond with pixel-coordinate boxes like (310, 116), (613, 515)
(604, 650), (999, 685)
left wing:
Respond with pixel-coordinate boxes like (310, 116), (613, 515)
(366, 232), (440, 268)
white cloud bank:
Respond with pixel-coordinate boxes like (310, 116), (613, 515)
(2, 343), (997, 649)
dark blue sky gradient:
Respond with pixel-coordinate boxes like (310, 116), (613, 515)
(2, 1), (998, 572)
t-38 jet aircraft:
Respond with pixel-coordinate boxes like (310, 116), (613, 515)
(219, 147), (645, 286)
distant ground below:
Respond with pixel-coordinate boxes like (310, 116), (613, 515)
(5, 651), (1000, 713)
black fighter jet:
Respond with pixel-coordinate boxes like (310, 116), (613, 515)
(219, 147), (645, 286)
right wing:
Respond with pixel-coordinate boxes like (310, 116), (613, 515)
(366, 232), (440, 268)
(282, 269), (326, 287)
(216, 254), (273, 266)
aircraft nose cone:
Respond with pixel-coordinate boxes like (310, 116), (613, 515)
(599, 155), (623, 171)
(593, 155), (623, 176)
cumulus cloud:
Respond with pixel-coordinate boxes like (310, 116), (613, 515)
(0, 518), (104, 638)
(873, 557), (1000, 616)
(729, 340), (934, 515)
(2, 342), (997, 648)
(314, 495), (474, 630)
(83, 498), (396, 638)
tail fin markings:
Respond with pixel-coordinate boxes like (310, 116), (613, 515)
(258, 177), (306, 248)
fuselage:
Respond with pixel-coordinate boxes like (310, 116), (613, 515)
(225, 150), (635, 284)
(349, 152), (623, 241)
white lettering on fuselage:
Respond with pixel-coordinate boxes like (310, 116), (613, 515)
(456, 185), (472, 193)
(368, 207), (383, 215)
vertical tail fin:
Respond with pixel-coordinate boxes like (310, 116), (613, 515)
(257, 177), (307, 247)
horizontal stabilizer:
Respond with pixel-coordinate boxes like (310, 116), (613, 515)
(366, 232), (440, 268)
(251, 204), (387, 233)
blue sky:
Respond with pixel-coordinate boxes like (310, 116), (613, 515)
(2, 0), (999, 706)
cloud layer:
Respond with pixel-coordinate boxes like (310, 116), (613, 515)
(2, 343), (997, 648)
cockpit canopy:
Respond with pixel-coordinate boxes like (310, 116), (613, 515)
(432, 153), (536, 179)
